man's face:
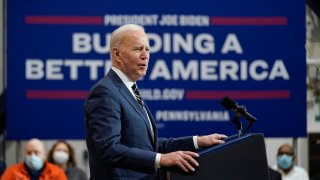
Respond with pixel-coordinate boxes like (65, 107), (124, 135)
(115, 30), (150, 82)
(277, 145), (295, 170)
(24, 140), (46, 161)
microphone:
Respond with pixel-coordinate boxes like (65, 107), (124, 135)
(220, 96), (257, 122)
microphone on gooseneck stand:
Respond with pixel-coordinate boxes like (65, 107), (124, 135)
(220, 96), (257, 137)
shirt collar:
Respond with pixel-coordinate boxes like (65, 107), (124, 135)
(112, 66), (135, 92)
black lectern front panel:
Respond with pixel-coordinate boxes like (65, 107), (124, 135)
(163, 133), (269, 180)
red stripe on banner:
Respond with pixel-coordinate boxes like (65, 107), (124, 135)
(211, 17), (287, 25)
(185, 90), (290, 100)
(26, 90), (290, 100)
(26, 90), (88, 100)
(25, 16), (104, 25)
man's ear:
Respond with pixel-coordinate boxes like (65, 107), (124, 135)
(112, 48), (121, 62)
(292, 154), (297, 163)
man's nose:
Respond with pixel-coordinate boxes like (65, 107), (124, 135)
(141, 49), (149, 59)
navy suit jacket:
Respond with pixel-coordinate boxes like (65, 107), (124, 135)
(84, 70), (195, 180)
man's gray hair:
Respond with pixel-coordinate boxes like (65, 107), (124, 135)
(109, 24), (145, 60)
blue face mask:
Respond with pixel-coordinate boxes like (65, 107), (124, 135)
(25, 154), (44, 171)
(277, 154), (293, 170)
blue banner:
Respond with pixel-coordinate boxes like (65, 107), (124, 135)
(7, 0), (306, 139)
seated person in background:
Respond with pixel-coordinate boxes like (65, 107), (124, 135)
(271, 144), (309, 180)
(47, 140), (87, 180)
(1, 138), (67, 180)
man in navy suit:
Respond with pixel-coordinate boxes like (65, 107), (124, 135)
(84, 24), (227, 180)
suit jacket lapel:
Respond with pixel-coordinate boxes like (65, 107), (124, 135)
(108, 70), (155, 143)
(144, 103), (158, 149)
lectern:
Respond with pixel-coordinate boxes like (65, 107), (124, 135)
(160, 133), (269, 180)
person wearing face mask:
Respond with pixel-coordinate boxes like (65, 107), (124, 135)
(271, 144), (309, 180)
(1, 138), (67, 180)
(47, 140), (87, 180)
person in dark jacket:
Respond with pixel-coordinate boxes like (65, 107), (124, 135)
(84, 24), (227, 180)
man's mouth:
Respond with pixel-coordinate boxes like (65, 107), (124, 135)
(139, 64), (147, 68)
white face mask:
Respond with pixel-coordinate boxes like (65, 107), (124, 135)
(25, 154), (44, 171)
(53, 151), (69, 165)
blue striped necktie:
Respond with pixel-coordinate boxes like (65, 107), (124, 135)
(131, 83), (154, 141)
(131, 83), (144, 107)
